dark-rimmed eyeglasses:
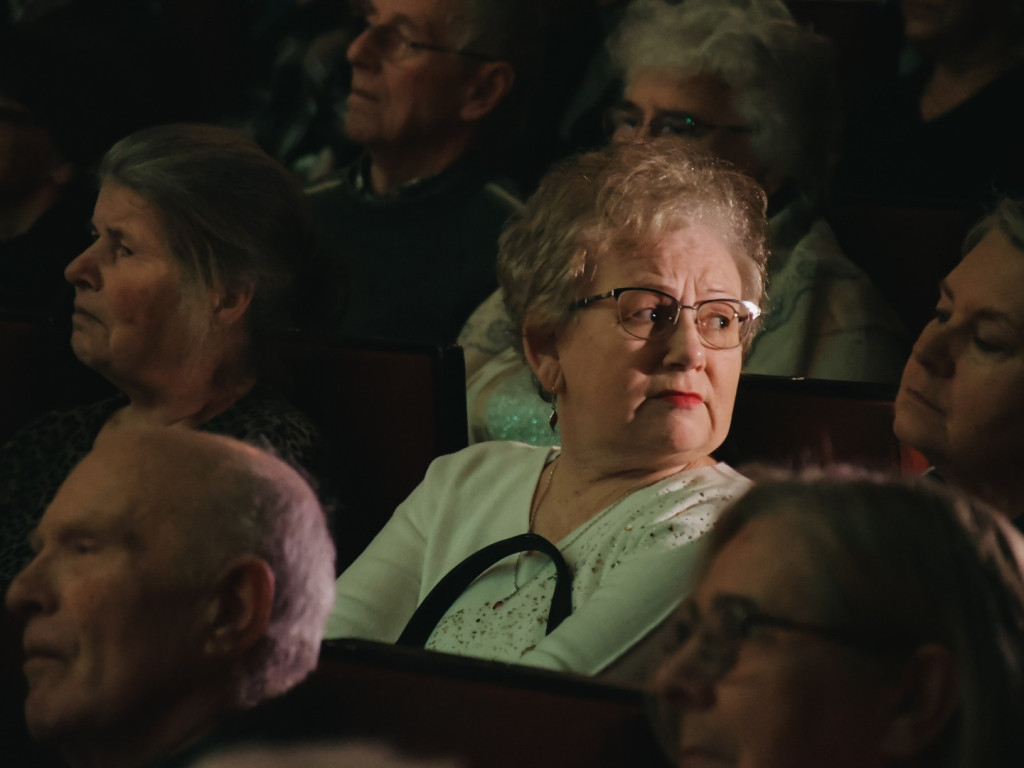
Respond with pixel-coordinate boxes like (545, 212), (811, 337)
(666, 594), (903, 683)
(648, 594), (910, 762)
(604, 103), (753, 141)
(571, 287), (760, 349)
(351, 14), (494, 62)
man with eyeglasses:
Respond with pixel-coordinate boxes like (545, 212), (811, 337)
(306, 0), (541, 345)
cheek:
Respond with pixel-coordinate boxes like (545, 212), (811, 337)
(721, 671), (881, 768)
(709, 353), (742, 420)
(949, 370), (1024, 440)
(111, 280), (185, 337)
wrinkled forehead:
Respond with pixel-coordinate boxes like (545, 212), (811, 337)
(590, 217), (755, 299)
(360, 0), (462, 35)
(950, 230), (1024, 324)
(38, 445), (187, 550)
(698, 510), (826, 616)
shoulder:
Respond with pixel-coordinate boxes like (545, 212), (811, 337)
(424, 441), (553, 482)
(201, 391), (321, 462)
(3, 397), (118, 458)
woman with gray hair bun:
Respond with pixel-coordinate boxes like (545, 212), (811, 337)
(459, 0), (910, 446)
(0, 123), (341, 584)
(653, 467), (1024, 767)
(328, 139), (765, 678)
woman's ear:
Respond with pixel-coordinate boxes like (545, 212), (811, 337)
(459, 61), (515, 122)
(202, 555), (275, 659)
(523, 322), (564, 396)
(879, 643), (959, 760)
(212, 281), (255, 328)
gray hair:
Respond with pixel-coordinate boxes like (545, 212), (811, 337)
(498, 139), (768, 356)
(98, 123), (319, 361)
(963, 197), (1024, 255)
(127, 429), (336, 708)
(608, 0), (842, 206)
(705, 467), (1024, 768)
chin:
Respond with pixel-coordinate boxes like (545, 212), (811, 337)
(343, 113), (381, 147)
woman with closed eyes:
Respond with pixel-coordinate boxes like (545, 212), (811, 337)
(894, 197), (1024, 521)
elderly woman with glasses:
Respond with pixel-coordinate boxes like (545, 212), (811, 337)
(326, 139), (764, 677)
(653, 468), (1024, 768)
(459, 0), (909, 445)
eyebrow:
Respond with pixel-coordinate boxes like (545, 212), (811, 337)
(940, 280), (1022, 330)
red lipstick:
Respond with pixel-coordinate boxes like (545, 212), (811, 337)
(658, 391), (703, 408)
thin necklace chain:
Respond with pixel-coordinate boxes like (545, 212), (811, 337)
(509, 457), (559, 596)
(529, 457), (558, 532)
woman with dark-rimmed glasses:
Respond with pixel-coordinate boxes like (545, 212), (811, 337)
(653, 467), (1024, 767)
(326, 139), (765, 679)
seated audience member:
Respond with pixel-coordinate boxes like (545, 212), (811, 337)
(305, 0), (541, 344)
(4, 428), (336, 768)
(652, 468), (1024, 768)
(460, 0), (909, 445)
(894, 197), (1024, 521)
(327, 140), (765, 679)
(0, 123), (341, 584)
(836, 0), (1024, 204)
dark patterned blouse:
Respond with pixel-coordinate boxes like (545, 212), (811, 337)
(0, 388), (340, 584)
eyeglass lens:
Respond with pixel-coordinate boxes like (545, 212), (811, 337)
(356, 21), (411, 60)
(647, 598), (749, 763)
(616, 289), (752, 348)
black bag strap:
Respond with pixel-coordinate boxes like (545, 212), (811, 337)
(397, 532), (573, 647)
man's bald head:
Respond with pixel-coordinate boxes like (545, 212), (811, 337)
(6, 427), (336, 767)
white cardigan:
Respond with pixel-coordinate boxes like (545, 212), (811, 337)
(327, 441), (748, 676)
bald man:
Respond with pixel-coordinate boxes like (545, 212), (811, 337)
(5, 428), (336, 768)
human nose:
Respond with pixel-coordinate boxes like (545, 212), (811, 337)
(652, 634), (716, 710)
(662, 309), (707, 369)
(5, 553), (54, 621)
(347, 23), (380, 69)
(910, 319), (955, 378)
(64, 241), (101, 291)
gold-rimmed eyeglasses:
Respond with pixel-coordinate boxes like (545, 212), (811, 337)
(570, 287), (761, 349)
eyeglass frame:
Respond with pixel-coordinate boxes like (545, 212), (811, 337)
(603, 103), (754, 141)
(648, 593), (912, 763)
(351, 13), (495, 62)
(570, 287), (762, 349)
(665, 594), (911, 684)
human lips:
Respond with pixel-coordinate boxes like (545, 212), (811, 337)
(899, 384), (945, 415)
(72, 303), (99, 323)
(21, 640), (68, 683)
(655, 390), (704, 408)
(348, 85), (378, 104)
